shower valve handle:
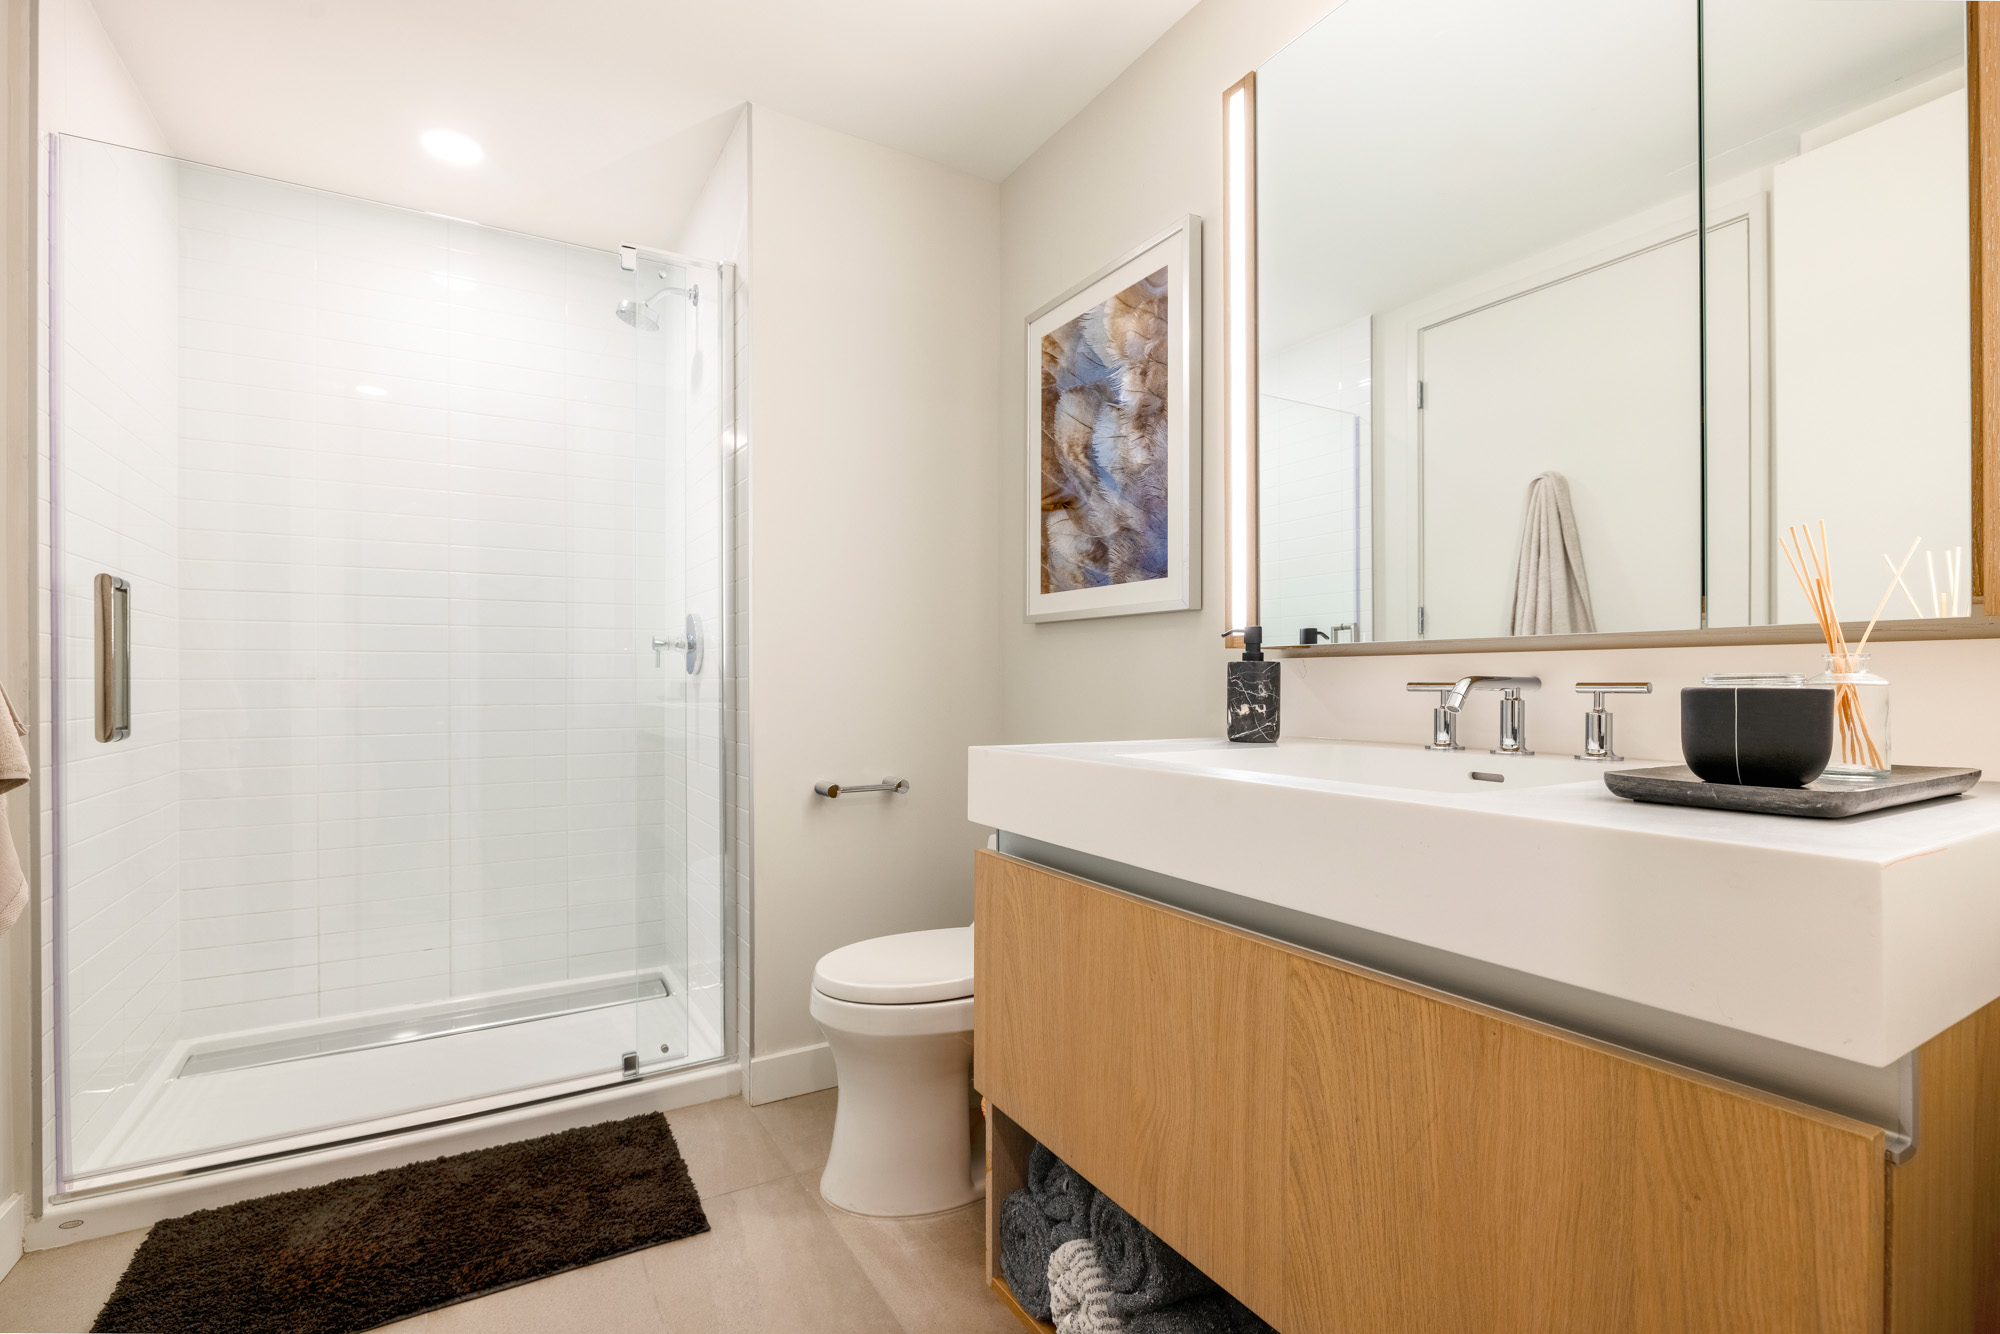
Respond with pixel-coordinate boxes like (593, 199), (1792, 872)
(652, 615), (705, 674)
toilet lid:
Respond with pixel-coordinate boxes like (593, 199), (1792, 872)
(812, 927), (974, 1004)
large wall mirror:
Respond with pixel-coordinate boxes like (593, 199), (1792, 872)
(1240, 0), (1984, 651)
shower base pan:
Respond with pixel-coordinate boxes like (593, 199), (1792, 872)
(177, 975), (674, 1078)
(68, 971), (721, 1192)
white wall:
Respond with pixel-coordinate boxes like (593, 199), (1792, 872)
(38, 0), (166, 155)
(745, 107), (1001, 1098)
(994, 0), (2000, 775)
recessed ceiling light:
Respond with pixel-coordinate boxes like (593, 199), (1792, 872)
(354, 384), (388, 397)
(420, 129), (483, 167)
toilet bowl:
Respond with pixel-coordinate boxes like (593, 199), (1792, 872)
(810, 926), (982, 1217)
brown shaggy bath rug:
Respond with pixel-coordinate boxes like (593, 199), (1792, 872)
(92, 1112), (708, 1333)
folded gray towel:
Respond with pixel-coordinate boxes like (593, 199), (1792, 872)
(1049, 1238), (1127, 1333)
(1001, 1188), (1057, 1320)
(1087, 1192), (1216, 1318)
(1028, 1143), (1098, 1244)
(1127, 1291), (1276, 1334)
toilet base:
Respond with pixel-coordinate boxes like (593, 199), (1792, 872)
(811, 989), (981, 1217)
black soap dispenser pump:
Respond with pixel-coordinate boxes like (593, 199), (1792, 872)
(1224, 627), (1280, 743)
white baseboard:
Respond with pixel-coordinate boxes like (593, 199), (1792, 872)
(746, 1041), (837, 1105)
(28, 1061), (740, 1251)
(0, 1193), (22, 1280)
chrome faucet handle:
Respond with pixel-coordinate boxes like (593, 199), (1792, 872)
(1407, 682), (1463, 751)
(1574, 682), (1651, 761)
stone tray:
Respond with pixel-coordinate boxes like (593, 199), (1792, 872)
(1604, 764), (1982, 819)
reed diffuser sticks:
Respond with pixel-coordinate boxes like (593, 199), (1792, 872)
(1781, 524), (1910, 773)
(1883, 544), (1962, 618)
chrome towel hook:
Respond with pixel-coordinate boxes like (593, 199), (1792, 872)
(814, 777), (910, 798)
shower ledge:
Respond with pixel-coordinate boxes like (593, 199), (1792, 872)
(967, 736), (2000, 1069)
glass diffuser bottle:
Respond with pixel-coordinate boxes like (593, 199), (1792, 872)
(1807, 652), (1890, 781)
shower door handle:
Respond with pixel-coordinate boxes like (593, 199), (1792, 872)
(94, 574), (130, 742)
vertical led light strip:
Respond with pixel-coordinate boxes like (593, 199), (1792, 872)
(1223, 75), (1258, 637)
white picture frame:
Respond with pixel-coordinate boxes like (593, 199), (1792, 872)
(1024, 216), (1202, 623)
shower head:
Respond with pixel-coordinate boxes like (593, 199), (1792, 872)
(616, 285), (688, 331)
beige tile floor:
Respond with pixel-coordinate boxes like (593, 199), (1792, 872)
(0, 1090), (1023, 1334)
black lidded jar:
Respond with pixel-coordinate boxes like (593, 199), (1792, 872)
(1680, 673), (1835, 788)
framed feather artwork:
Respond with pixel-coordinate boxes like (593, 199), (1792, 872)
(1024, 216), (1201, 622)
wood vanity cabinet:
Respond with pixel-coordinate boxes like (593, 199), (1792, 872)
(972, 849), (2000, 1334)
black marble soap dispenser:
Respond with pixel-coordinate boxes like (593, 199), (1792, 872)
(1225, 627), (1280, 743)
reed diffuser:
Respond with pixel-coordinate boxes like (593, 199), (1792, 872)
(1782, 524), (1913, 782)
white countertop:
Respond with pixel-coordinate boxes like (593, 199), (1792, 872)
(967, 737), (2000, 1067)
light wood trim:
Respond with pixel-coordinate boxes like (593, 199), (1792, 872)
(984, 1099), (1056, 1332)
(1978, 3), (2000, 607)
(974, 849), (1289, 1320)
(989, 1277), (1056, 1334)
(984, 1098), (1034, 1288)
(1222, 71), (1258, 645)
(1274, 612), (2000, 658)
(1882, 994), (2000, 1331)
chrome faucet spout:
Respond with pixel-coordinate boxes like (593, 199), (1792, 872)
(1441, 675), (1541, 714)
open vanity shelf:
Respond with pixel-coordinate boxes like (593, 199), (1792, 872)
(983, 1099), (1057, 1334)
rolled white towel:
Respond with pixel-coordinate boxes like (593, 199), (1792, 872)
(1050, 1238), (1128, 1334)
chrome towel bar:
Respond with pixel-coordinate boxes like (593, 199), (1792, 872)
(814, 777), (909, 798)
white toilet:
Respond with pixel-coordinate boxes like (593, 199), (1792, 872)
(809, 925), (982, 1217)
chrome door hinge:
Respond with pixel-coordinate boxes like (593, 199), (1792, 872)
(1417, 380), (1426, 409)
(1418, 605), (1427, 636)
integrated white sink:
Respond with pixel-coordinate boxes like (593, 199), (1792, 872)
(1132, 739), (1622, 793)
(968, 736), (2000, 1069)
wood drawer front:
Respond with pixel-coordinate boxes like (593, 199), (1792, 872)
(976, 851), (1891, 1333)
(973, 850), (1288, 1319)
(1284, 954), (1885, 1334)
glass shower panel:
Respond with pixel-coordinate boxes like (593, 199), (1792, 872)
(48, 135), (727, 1192)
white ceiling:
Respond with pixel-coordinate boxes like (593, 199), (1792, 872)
(89, 0), (1201, 233)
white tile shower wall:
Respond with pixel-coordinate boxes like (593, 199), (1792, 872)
(172, 164), (683, 1038)
(49, 138), (183, 1170)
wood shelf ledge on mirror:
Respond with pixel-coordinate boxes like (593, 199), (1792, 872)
(1262, 612), (2000, 658)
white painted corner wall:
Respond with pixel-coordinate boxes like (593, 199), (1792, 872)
(743, 107), (1001, 1098)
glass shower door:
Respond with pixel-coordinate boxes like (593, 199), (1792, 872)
(47, 135), (729, 1194)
